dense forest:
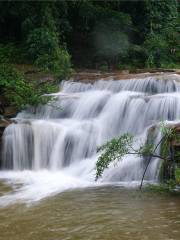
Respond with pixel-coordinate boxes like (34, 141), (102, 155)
(0, 0), (179, 69)
(0, 0), (179, 111)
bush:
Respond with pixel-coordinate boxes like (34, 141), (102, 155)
(127, 45), (147, 68)
(35, 47), (72, 80)
(27, 27), (73, 80)
(0, 43), (25, 64)
(27, 28), (59, 60)
(144, 33), (169, 68)
(0, 64), (57, 110)
(175, 168), (180, 185)
(144, 31), (179, 68)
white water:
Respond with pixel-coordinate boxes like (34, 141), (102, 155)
(1, 73), (180, 206)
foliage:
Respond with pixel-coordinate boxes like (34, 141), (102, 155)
(175, 168), (180, 185)
(159, 122), (175, 137)
(0, 64), (57, 110)
(144, 31), (179, 68)
(0, 1), (179, 69)
(26, 28), (59, 61)
(95, 122), (180, 189)
(0, 43), (25, 64)
(146, 184), (171, 193)
(127, 45), (147, 68)
(144, 33), (168, 68)
(146, 183), (180, 194)
(27, 27), (72, 80)
(95, 132), (161, 181)
(138, 143), (154, 156)
(96, 134), (133, 180)
(36, 47), (73, 80)
(167, 179), (176, 190)
(144, 0), (179, 68)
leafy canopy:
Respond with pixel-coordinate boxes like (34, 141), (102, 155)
(0, 64), (57, 110)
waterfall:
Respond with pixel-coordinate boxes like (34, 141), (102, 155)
(0, 73), (180, 205)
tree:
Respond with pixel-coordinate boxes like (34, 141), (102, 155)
(0, 64), (57, 110)
(0, 1), (179, 69)
(143, 0), (179, 68)
(95, 123), (179, 189)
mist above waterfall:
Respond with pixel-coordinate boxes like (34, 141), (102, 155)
(1, 73), (180, 205)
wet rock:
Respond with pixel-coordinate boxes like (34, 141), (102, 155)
(0, 116), (14, 137)
(4, 106), (17, 118)
(72, 69), (180, 83)
(38, 76), (55, 84)
(0, 116), (15, 168)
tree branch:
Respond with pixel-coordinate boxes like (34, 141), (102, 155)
(139, 135), (166, 190)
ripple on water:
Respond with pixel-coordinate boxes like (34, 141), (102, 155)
(0, 186), (180, 240)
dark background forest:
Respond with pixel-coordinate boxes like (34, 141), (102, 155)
(0, 0), (179, 112)
(0, 0), (179, 70)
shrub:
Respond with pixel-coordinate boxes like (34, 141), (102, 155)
(27, 27), (73, 80)
(144, 33), (169, 68)
(0, 64), (57, 110)
(35, 47), (73, 80)
(175, 168), (180, 185)
(0, 43), (25, 64)
(144, 31), (179, 68)
(27, 28), (59, 60)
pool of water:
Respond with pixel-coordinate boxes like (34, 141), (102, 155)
(0, 185), (180, 240)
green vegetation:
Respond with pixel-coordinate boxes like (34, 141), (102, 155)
(146, 183), (180, 195)
(0, 64), (58, 111)
(27, 27), (72, 79)
(0, 43), (25, 64)
(96, 134), (133, 180)
(95, 132), (159, 183)
(96, 123), (180, 190)
(144, 0), (179, 68)
(175, 168), (180, 185)
(0, 0), (179, 70)
(0, 1), (179, 111)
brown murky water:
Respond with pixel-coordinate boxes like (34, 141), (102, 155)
(0, 186), (180, 240)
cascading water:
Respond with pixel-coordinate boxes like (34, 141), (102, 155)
(0, 73), (180, 206)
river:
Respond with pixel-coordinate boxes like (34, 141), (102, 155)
(0, 185), (180, 240)
(0, 73), (180, 239)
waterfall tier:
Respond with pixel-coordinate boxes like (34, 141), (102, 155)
(1, 74), (180, 205)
